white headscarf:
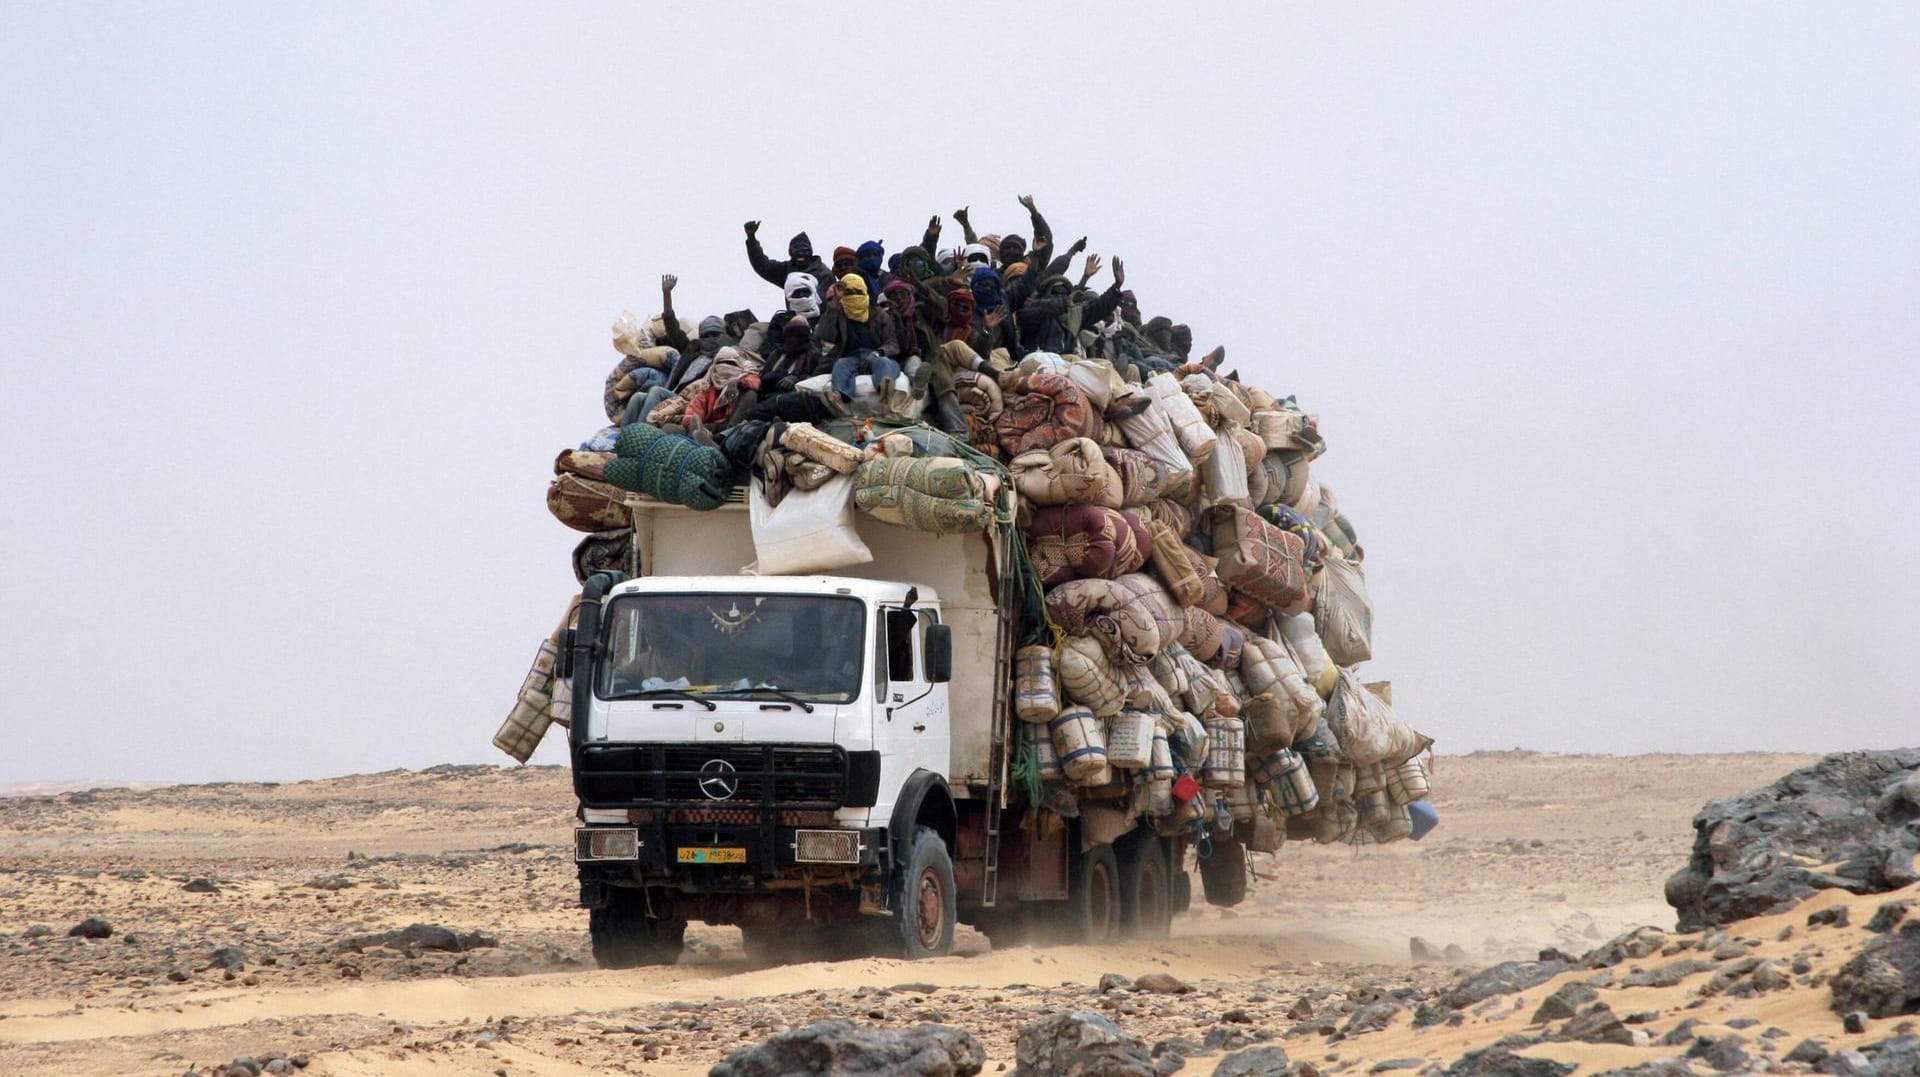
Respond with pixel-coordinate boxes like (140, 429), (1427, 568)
(961, 243), (992, 268)
(784, 272), (821, 318)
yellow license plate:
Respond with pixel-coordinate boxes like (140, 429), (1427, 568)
(676, 847), (747, 864)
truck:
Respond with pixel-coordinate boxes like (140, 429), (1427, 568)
(563, 489), (1250, 966)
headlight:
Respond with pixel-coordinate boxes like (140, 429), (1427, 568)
(792, 829), (861, 864)
(574, 827), (640, 861)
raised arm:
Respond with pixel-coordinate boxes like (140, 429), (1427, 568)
(953, 205), (977, 245)
(1017, 195), (1053, 250)
(743, 220), (783, 286)
(658, 274), (690, 353)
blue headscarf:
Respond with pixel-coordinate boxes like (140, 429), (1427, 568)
(856, 240), (885, 282)
(970, 266), (1005, 311)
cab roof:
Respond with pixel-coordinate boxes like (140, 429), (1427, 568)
(611, 575), (937, 605)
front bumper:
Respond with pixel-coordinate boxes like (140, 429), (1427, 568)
(575, 821), (890, 897)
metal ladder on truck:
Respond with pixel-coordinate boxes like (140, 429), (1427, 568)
(980, 520), (1018, 908)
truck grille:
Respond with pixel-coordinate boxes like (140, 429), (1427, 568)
(573, 743), (847, 810)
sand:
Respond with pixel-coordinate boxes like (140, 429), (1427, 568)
(8, 750), (1894, 1077)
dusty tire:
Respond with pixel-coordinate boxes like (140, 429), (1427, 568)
(1065, 843), (1121, 943)
(1170, 860), (1193, 915)
(1117, 832), (1172, 939)
(589, 892), (685, 969)
(1199, 833), (1248, 908)
(885, 826), (956, 960)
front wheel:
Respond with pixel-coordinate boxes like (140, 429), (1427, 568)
(589, 892), (686, 969)
(883, 826), (956, 960)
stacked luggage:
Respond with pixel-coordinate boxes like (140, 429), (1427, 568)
(508, 237), (1437, 853)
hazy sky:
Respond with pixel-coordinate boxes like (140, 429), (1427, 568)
(3, 4), (1916, 784)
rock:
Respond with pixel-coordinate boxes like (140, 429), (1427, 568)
(1339, 999), (1403, 1037)
(67, 917), (112, 939)
(1443, 943), (1468, 960)
(1685, 1034), (1750, 1073)
(1154, 1053), (1185, 1077)
(1368, 1062), (1421, 1074)
(264, 1061), (295, 1076)
(1442, 959), (1574, 1008)
(1665, 750), (1920, 931)
(1099, 973), (1133, 994)
(1748, 959), (1791, 992)
(1582, 925), (1668, 968)
(1410, 937), (1439, 962)
(183, 878), (220, 893)
(1013, 1011), (1153, 1077)
(166, 969), (190, 982)
(1558, 1003), (1633, 1046)
(341, 923), (499, 953)
(1843, 1011), (1870, 1034)
(24, 924), (52, 939)
(1153, 1038), (1204, 1060)
(1786, 1038), (1830, 1064)
(1411, 1001), (1457, 1029)
(1866, 901), (1912, 935)
(230, 1058), (262, 1076)
(709, 1020), (984, 1077)
(305, 874), (356, 891)
(1660, 1019), (1701, 1047)
(1831, 923), (1920, 1018)
(1597, 1064), (1698, 1077)
(1863, 1034), (1920, 1076)
(1622, 959), (1718, 989)
(1811, 905), (1852, 928)
(1209, 1046), (1290, 1077)
(1220, 1009), (1253, 1025)
(1528, 982), (1597, 1024)
(1134, 973), (1192, 995)
(1438, 1045), (1573, 1076)
(208, 946), (249, 971)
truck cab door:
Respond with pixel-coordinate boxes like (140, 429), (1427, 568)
(871, 605), (951, 813)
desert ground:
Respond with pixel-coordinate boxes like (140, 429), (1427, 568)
(4, 751), (1883, 1076)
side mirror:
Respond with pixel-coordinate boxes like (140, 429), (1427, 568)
(924, 624), (953, 684)
(555, 628), (575, 680)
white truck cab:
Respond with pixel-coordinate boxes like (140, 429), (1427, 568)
(567, 497), (1202, 967)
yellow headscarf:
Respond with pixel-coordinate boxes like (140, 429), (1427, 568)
(839, 273), (870, 323)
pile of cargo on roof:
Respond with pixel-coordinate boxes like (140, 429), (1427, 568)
(503, 196), (1436, 851)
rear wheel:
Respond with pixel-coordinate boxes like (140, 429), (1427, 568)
(1199, 833), (1248, 908)
(1116, 832), (1172, 939)
(589, 891), (685, 968)
(882, 826), (956, 960)
(1064, 843), (1121, 943)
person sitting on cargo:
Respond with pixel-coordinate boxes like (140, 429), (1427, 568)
(855, 241), (886, 294)
(814, 274), (900, 362)
(743, 221), (831, 292)
(962, 267), (1019, 360)
(679, 348), (761, 434)
(654, 275), (735, 391)
(1015, 257), (1126, 358)
(952, 196), (1053, 273)
(756, 315), (819, 394)
(830, 246), (860, 283)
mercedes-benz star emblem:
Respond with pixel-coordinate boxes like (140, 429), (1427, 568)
(698, 759), (739, 801)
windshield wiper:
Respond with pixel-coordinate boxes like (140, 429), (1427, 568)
(631, 688), (717, 711)
(712, 688), (816, 713)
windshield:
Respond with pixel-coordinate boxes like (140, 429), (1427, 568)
(595, 593), (866, 705)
